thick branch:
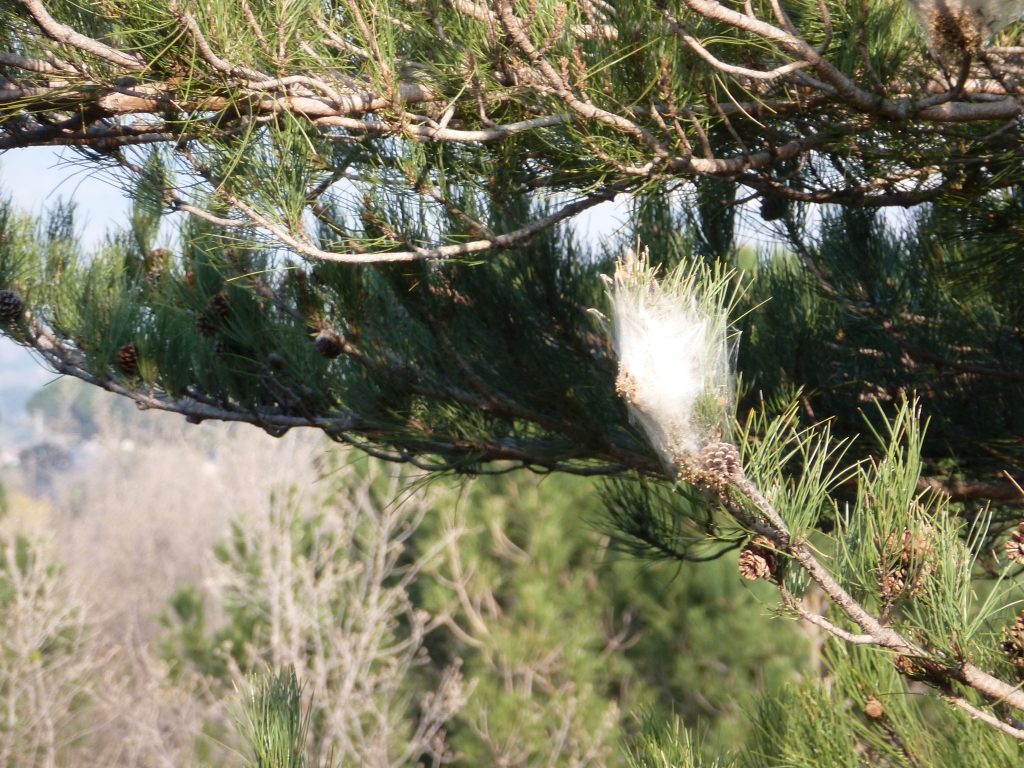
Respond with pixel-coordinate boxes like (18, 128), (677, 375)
(195, 157), (633, 263)
(18, 0), (145, 69)
(944, 695), (1024, 741)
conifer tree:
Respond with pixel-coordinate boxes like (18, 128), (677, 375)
(4, 0), (1024, 763)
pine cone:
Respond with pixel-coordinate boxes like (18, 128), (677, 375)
(0, 289), (23, 322)
(1012, 613), (1024, 647)
(927, 3), (985, 53)
(893, 654), (923, 679)
(194, 314), (217, 337)
(880, 527), (934, 602)
(699, 441), (741, 481)
(1001, 611), (1024, 666)
(207, 291), (231, 318)
(313, 329), (344, 359)
(738, 536), (777, 581)
(116, 343), (139, 376)
(1006, 523), (1024, 565)
(864, 697), (884, 720)
(614, 369), (638, 403)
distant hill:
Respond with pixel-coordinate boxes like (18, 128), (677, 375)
(0, 339), (57, 448)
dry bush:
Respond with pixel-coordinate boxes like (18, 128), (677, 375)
(6, 383), (329, 766)
(2, 382), (625, 768)
(0, 531), (94, 768)
(42, 385), (325, 646)
(209, 463), (472, 768)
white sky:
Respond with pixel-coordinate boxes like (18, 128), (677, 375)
(1, 148), (129, 441)
(1, 146), (132, 246)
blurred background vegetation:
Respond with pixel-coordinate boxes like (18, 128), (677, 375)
(0, 373), (808, 766)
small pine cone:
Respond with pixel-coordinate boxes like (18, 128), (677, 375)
(207, 291), (231, 318)
(194, 314), (217, 337)
(699, 441), (741, 481)
(313, 329), (344, 359)
(881, 528), (934, 601)
(1003, 610), (1024, 666)
(0, 289), (23, 321)
(893, 654), (932, 681)
(738, 536), (777, 581)
(1012, 613), (1024, 647)
(928, 5), (984, 54)
(1006, 523), (1024, 565)
(893, 655), (916, 676)
(116, 343), (139, 376)
(900, 528), (934, 597)
(147, 247), (171, 267)
(864, 697), (884, 720)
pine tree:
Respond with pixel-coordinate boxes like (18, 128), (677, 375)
(5, 0), (1024, 762)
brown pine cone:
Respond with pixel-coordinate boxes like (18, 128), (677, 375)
(0, 289), (23, 321)
(207, 291), (231, 318)
(1012, 612), (1024, 646)
(759, 195), (789, 222)
(880, 527), (934, 603)
(614, 369), (638, 403)
(893, 654), (924, 679)
(927, 4), (985, 54)
(1002, 610), (1024, 666)
(194, 314), (217, 337)
(699, 441), (741, 481)
(116, 343), (139, 376)
(738, 536), (777, 581)
(1006, 523), (1024, 565)
(313, 329), (344, 359)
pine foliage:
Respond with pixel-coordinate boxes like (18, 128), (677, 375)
(1, 0), (1022, 260)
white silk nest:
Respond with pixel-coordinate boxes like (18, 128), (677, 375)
(605, 249), (736, 470)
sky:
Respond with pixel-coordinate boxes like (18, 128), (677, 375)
(1, 146), (132, 244)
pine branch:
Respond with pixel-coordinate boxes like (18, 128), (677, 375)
(2, 0), (1023, 261)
